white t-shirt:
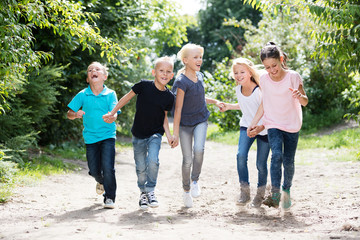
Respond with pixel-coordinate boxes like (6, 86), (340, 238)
(235, 85), (267, 136)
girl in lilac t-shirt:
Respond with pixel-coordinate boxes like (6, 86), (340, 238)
(248, 42), (309, 210)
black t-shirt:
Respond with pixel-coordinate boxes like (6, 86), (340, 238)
(131, 80), (174, 139)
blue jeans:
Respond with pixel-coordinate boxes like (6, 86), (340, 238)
(86, 138), (116, 201)
(267, 128), (299, 192)
(132, 133), (162, 193)
(179, 121), (208, 191)
(237, 127), (270, 187)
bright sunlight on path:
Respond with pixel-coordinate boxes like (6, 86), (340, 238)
(1, 141), (360, 239)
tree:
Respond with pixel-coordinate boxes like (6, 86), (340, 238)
(243, 0), (360, 73)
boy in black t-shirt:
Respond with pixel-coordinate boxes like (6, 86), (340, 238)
(103, 56), (175, 210)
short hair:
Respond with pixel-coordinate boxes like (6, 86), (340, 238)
(230, 58), (260, 86)
(87, 62), (109, 76)
(154, 56), (174, 69)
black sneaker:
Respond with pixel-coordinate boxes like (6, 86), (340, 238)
(139, 192), (149, 210)
(147, 191), (159, 208)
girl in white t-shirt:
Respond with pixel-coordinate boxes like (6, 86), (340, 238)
(248, 42), (308, 210)
(219, 58), (270, 208)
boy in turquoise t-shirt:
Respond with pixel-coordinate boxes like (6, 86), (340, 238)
(67, 62), (119, 209)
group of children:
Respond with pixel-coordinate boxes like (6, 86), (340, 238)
(67, 42), (308, 210)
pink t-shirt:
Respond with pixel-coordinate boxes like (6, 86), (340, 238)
(260, 70), (303, 133)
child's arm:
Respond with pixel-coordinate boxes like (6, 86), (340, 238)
(219, 102), (240, 112)
(289, 85), (308, 107)
(67, 109), (85, 120)
(103, 90), (136, 123)
(172, 88), (185, 148)
(247, 102), (264, 138)
(163, 112), (174, 148)
(205, 97), (222, 109)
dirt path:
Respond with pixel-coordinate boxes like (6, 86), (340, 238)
(1, 140), (360, 240)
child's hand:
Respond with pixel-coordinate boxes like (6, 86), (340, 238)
(75, 110), (85, 119)
(215, 101), (223, 111)
(248, 125), (264, 137)
(102, 112), (116, 123)
(247, 125), (257, 138)
(171, 135), (179, 148)
(219, 102), (227, 112)
(289, 87), (303, 99)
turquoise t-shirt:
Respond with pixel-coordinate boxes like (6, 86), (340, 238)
(68, 85), (117, 144)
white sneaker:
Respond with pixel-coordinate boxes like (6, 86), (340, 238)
(104, 198), (115, 209)
(183, 191), (193, 208)
(147, 191), (159, 208)
(190, 181), (201, 198)
(96, 183), (104, 195)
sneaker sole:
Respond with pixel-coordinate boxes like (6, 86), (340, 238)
(149, 203), (159, 208)
(139, 205), (149, 210)
(104, 205), (115, 209)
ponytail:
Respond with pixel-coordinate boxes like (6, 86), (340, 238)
(260, 42), (288, 69)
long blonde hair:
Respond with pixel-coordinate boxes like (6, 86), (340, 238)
(230, 58), (259, 86)
(176, 43), (204, 78)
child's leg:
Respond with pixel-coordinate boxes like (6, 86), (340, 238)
(179, 125), (194, 192)
(132, 136), (148, 193)
(145, 133), (162, 193)
(100, 138), (116, 201)
(237, 128), (255, 186)
(282, 131), (299, 190)
(191, 121), (208, 182)
(256, 135), (270, 188)
(86, 142), (103, 184)
(267, 128), (284, 192)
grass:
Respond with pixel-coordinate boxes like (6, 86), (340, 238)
(207, 124), (360, 162)
(0, 139), (132, 203)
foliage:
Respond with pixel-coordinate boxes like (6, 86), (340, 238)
(343, 72), (360, 122)
(243, 0), (360, 73)
(224, 8), (352, 130)
(161, 0), (262, 72)
(204, 58), (242, 131)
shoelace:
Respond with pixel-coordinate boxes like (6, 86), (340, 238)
(147, 192), (156, 201)
(140, 193), (148, 202)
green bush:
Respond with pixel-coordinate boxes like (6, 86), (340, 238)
(204, 58), (242, 131)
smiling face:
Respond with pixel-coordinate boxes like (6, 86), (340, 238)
(152, 60), (174, 90)
(232, 64), (253, 86)
(86, 63), (107, 85)
(183, 48), (203, 72)
(262, 57), (285, 81)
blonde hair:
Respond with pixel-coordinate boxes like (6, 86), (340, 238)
(154, 56), (174, 69)
(87, 62), (109, 76)
(230, 58), (259, 86)
(176, 43), (204, 78)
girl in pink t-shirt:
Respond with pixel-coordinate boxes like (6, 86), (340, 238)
(248, 42), (308, 210)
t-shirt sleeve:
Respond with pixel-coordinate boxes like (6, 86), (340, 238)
(132, 81), (143, 95)
(109, 91), (118, 111)
(67, 92), (83, 112)
(293, 72), (303, 89)
(172, 78), (187, 95)
(165, 93), (175, 111)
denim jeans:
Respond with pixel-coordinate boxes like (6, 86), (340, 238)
(267, 128), (299, 192)
(86, 138), (116, 201)
(132, 133), (162, 193)
(179, 121), (208, 191)
(237, 127), (270, 187)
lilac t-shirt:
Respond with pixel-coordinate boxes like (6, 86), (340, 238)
(172, 72), (210, 126)
(260, 70), (303, 133)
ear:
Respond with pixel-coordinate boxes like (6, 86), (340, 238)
(86, 77), (89, 83)
(152, 69), (156, 77)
